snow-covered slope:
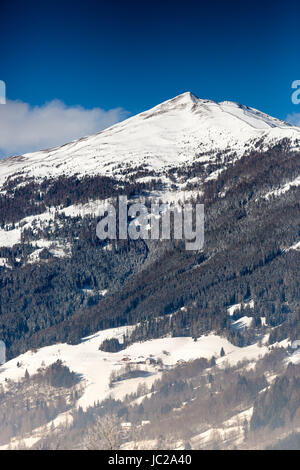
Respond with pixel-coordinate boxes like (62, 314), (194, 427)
(0, 326), (270, 410)
(0, 324), (293, 450)
(1, 92), (299, 188)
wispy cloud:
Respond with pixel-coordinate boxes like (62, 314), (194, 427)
(0, 99), (129, 158)
(286, 112), (300, 127)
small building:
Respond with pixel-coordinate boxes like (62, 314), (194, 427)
(121, 422), (132, 429)
(121, 357), (130, 362)
(291, 340), (300, 350)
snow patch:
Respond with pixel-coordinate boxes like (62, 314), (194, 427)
(231, 316), (253, 330)
(264, 175), (300, 199)
(227, 300), (254, 316)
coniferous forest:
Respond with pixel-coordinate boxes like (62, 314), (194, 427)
(0, 144), (299, 359)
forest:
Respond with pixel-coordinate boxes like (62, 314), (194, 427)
(0, 143), (299, 359)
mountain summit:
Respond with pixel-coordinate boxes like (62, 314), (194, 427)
(0, 92), (299, 189)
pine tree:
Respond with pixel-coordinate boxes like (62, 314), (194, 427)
(209, 356), (216, 367)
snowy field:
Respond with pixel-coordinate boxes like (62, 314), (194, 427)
(0, 325), (279, 411)
(0, 322), (294, 450)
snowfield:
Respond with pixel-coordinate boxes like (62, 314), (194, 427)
(0, 325), (278, 411)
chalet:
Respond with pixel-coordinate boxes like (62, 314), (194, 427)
(121, 356), (130, 362)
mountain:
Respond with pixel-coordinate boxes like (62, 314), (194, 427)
(1, 91), (299, 189)
(0, 92), (299, 449)
(0, 91), (299, 353)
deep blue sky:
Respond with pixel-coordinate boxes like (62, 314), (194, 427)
(1, 0), (300, 120)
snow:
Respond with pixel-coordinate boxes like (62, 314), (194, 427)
(0, 92), (299, 191)
(289, 348), (300, 365)
(0, 92), (298, 449)
(231, 316), (253, 330)
(99, 289), (108, 296)
(0, 435), (41, 451)
(0, 409), (74, 450)
(227, 300), (254, 316)
(264, 175), (300, 199)
(0, 198), (112, 249)
(0, 258), (11, 268)
(0, 324), (290, 450)
(286, 240), (300, 251)
(0, 205), (74, 251)
(61, 198), (112, 218)
(0, 92), (298, 252)
(103, 243), (112, 251)
(0, 226), (71, 261)
(26, 241), (71, 264)
(0, 212), (55, 248)
(190, 406), (253, 448)
(0, 188), (200, 251)
(0, 326), (274, 411)
(0, 226), (22, 247)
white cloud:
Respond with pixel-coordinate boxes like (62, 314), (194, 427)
(0, 99), (129, 158)
(286, 112), (300, 127)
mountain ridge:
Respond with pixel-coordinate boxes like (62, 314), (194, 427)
(0, 92), (299, 191)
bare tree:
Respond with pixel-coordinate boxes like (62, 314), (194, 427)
(85, 414), (128, 450)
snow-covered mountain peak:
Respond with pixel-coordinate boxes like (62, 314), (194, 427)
(142, 92), (294, 131)
(0, 92), (299, 189)
(137, 91), (201, 118)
